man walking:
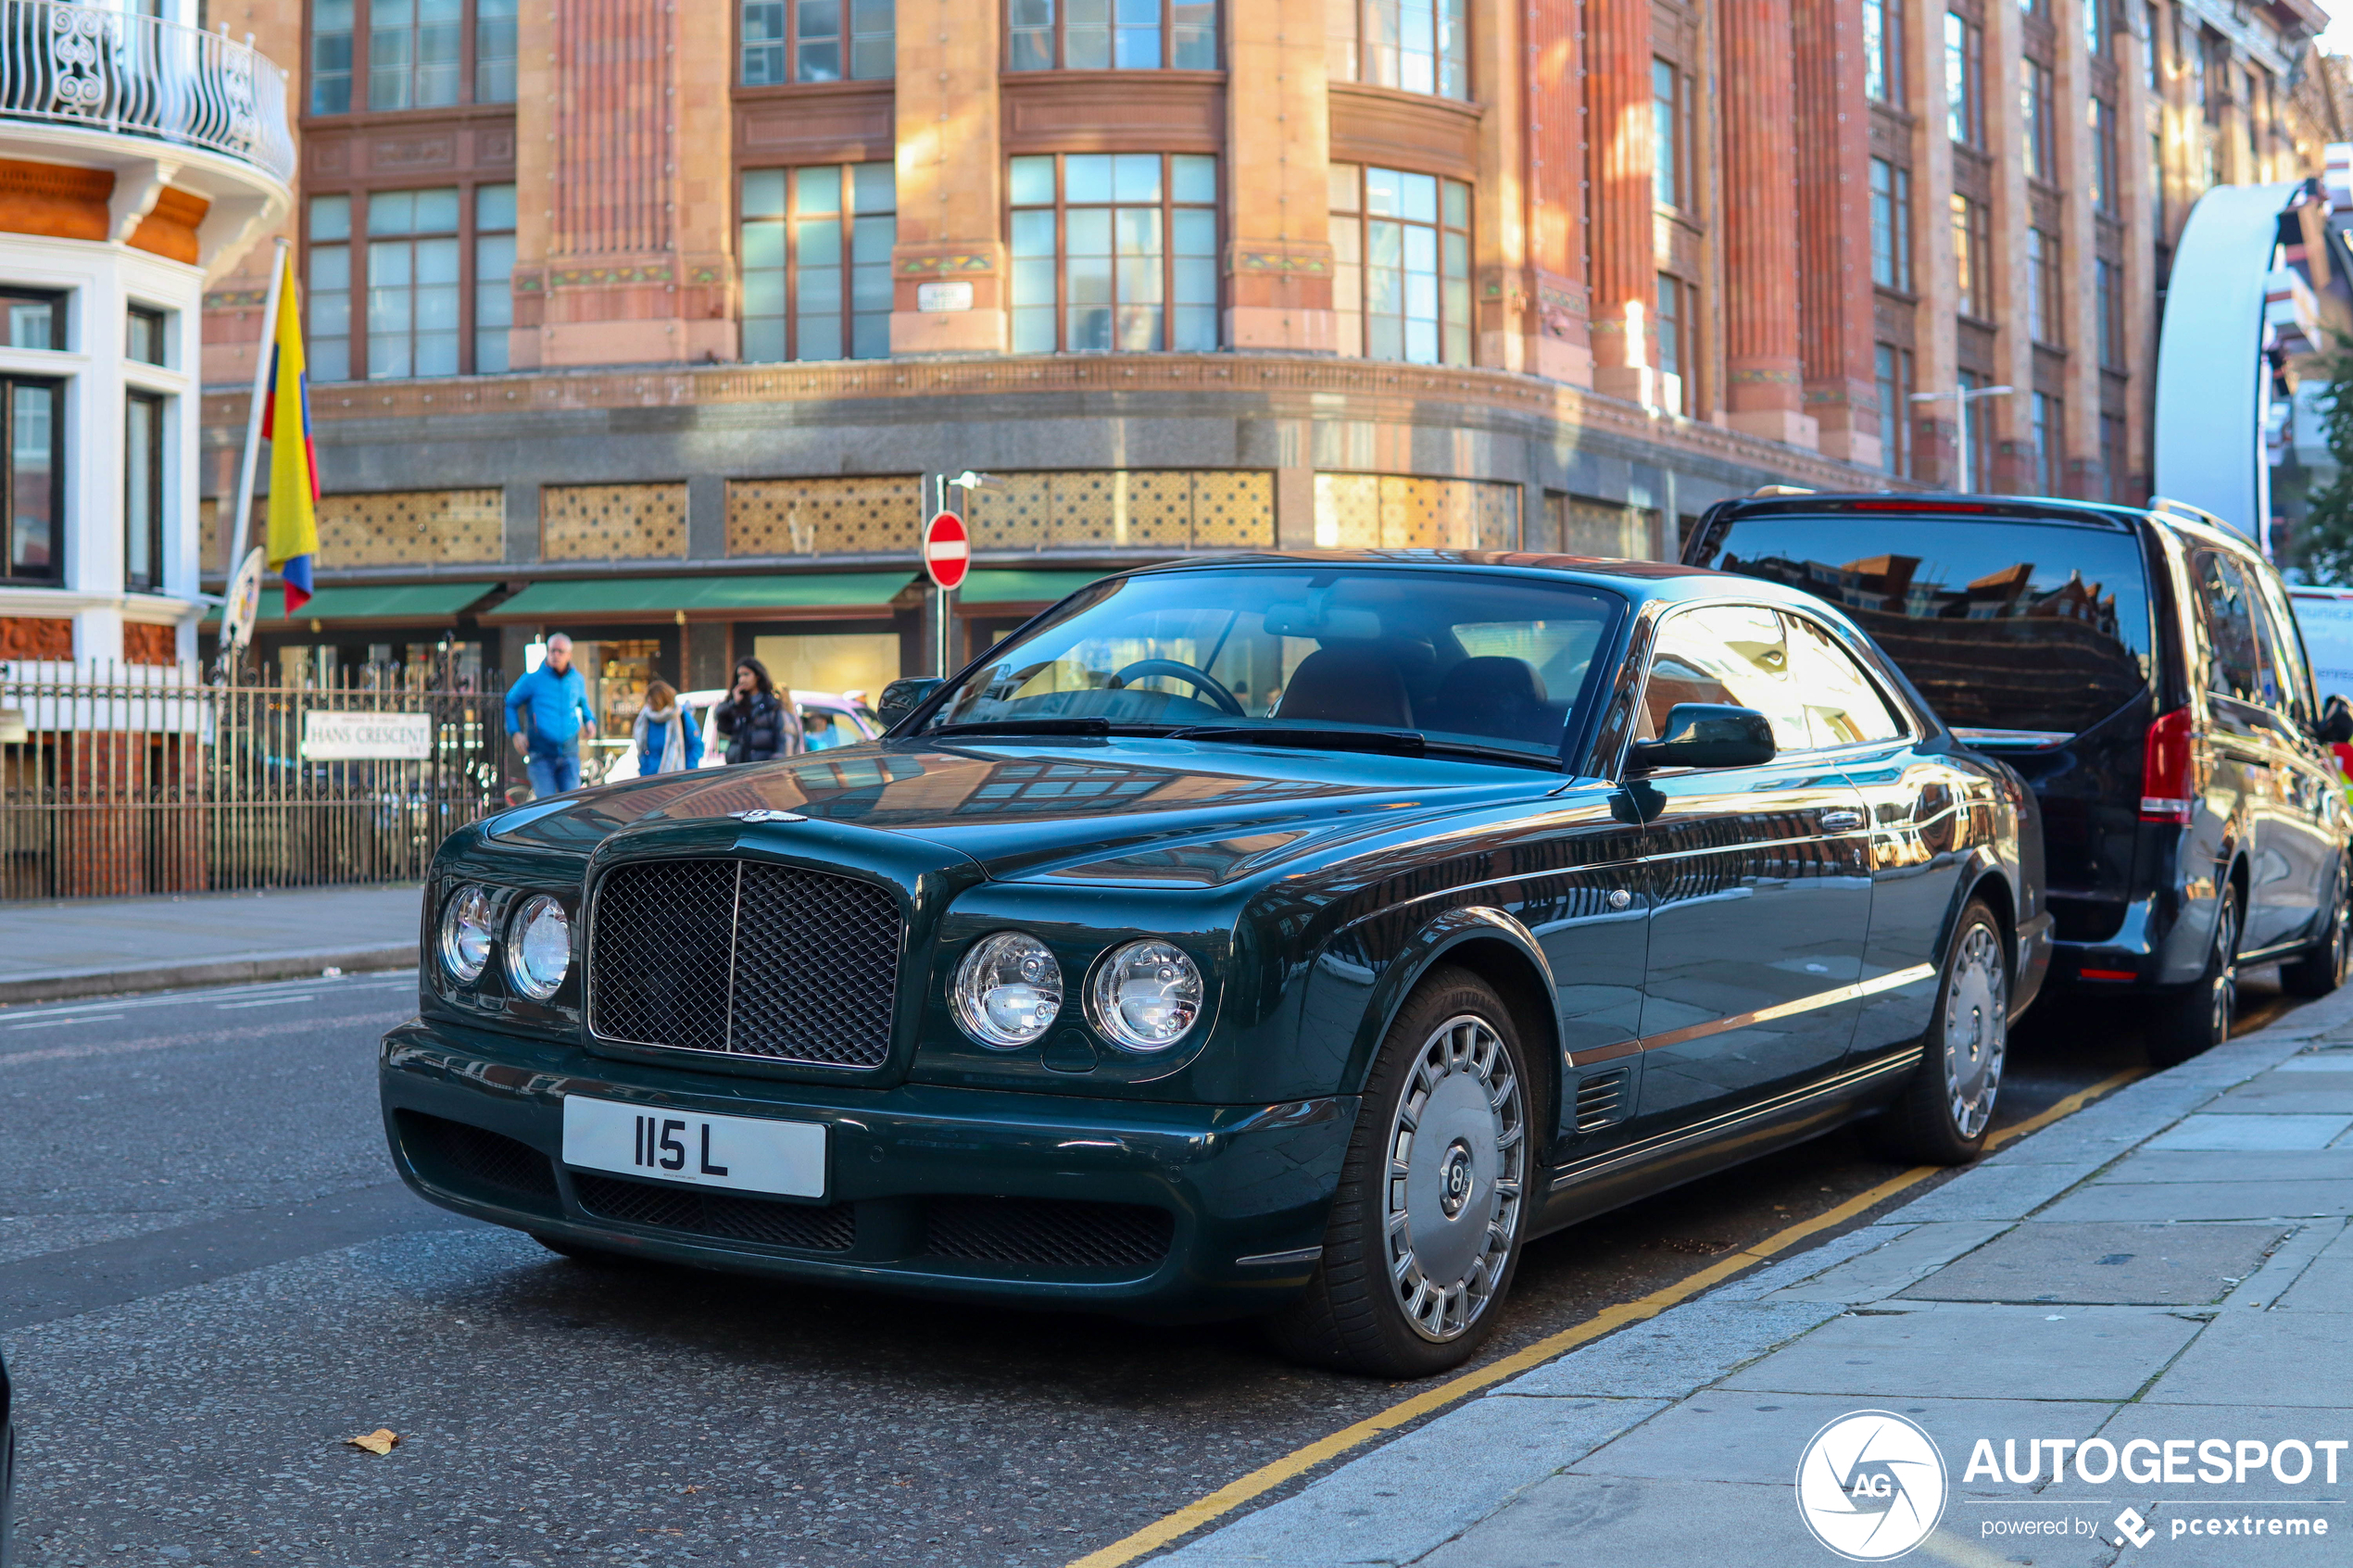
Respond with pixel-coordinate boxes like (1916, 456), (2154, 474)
(504, 633), (596, 797)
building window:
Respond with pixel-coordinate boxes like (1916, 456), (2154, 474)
(125, 391), (163, 594)
(1957, 370), (1988, 489)
(126, 305), (166, 366)
(1652, 58), (1681, 208)
(2083, 0), (2102, 56)
(1870, 157), (1912, 292)
(2032, 392), (2058, 495)
(2027, 228), (2058, 345)
(2, 379), (59, 583)
(1329, 161), (1469, 366)
(1009, 0), (1216, 72)
(2096, 257), (2122, 369)
(743, 0), (895, 84)
(1944, 11), (1983, 147)
(307, 0), (519, 114)
(367, 187), (460, 379)
(308, 194), (352, 382)
(2023, 61), (2056, 183)
(1010, 153), (1217, 354)
(741, 162), (897, 363)
(2089, 97), (2117, 212)
(2144, 3), (2158, 91)
(1655, 273), (1688, 413)
(1876, 343), (1915, 479)
(1951, 194), (1990, 319)
(0, 290), (62, 349)
(474, 183), (515, 373)
(1326, 0), (1466, 100)
(1864, 0), (1903, 106)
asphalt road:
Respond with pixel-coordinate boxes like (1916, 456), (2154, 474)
(0, 968), (2299, 1567)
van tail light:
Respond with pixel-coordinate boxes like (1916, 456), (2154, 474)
(2141, 708), (2196, 824)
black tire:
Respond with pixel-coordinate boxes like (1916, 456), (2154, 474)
(2282, 864), (2352, 999)
(1866, 898), (2008, 1166)
(1266, 967), (1538, 1378)
(2147, 893), (2241, 1068)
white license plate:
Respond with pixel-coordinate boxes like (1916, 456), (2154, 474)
(560, 1095), (826, 1198)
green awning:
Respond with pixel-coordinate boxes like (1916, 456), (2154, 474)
(205, 582), (499, 625)
(957, 570), (1110, 606)
(485, 571), (916, 621)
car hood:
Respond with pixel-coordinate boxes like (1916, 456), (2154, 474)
(487, 737), (1565, 881)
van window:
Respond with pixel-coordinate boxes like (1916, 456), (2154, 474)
(1688, 512), (2156, 734)
(2189, 550), (2273, 710)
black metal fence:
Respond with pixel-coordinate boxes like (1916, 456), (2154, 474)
(0, 664), (506, 900)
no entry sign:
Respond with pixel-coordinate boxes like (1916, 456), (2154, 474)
(924, 510), (969, 590)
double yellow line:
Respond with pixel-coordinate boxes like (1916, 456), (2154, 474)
(1068, 1065), (2147, 1568)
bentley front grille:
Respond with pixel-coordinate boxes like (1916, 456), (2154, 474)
(587, 858), (902, 1069)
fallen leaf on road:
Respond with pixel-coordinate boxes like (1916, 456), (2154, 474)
(344, 1429), (398, 1454)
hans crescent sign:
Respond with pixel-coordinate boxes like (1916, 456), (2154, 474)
(301, 711), (434, 761)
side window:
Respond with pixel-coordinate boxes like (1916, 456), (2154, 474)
(1785, 614), (1906, 747)
(2191, 550), (2266, 709)
(1638, 604), (1810, 753)
(2249, 569), (2314, 723)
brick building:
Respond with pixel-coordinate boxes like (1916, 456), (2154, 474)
(193, 0), (2331, 719)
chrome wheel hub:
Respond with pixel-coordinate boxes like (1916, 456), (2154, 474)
(1943, 922), (2007, 1139)
(1384, 1015), (1525, 1343)
(2211, 903), (2239, 1042)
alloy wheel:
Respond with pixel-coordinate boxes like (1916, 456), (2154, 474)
(1942, 922), (2007, 1139)
(2209, 900), (2240, 1044)
(1383, 1014), (1525, 1343)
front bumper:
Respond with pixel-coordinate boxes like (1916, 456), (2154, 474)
(380, 1017), (1355, 1321)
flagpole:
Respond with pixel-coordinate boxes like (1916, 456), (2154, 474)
(224, 236), (288, 575)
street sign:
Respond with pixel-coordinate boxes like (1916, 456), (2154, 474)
(302, 710), (434, 761)
(924, 510), (970, 590)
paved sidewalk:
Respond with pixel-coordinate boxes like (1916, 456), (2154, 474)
(1161, 987), (2353, 1567)
(0, 884), (422, 1003)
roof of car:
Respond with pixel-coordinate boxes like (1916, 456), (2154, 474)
(1705, 491), (2159, 532)
(1116, 548), (1733, 597)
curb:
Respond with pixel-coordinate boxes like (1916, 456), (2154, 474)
(0, 945), (419, 1006)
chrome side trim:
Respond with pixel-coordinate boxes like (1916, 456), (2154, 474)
(1548, 1047), (1926, 1193)
(1236, 1246), (1325, 1268)
(1573, 962), (1936, 1066)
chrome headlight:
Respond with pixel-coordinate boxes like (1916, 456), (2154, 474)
(438, 884), (494, 985)
(1089, 939), (1203, 1052)
(952, 932), (1063, 1047)
(505, 895), (573, 1001)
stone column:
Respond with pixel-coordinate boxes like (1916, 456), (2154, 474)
(2055, 0), (2102, 499)
(1523, 0), (1590, 384)
(510, 0), (735, 368)
(1226, 0), (1332, 352)
(1718, 0), (1815, 448)
(1907, 0), (1960, 485)
(1985, 0), (2032, 492)
(1793, 0), (1878, 467)
(2115, 10), (2158, 503)
(892, 0), (1005, 353)
(1586, 0), (1655, 405)
(1472, 0), (1524, 370)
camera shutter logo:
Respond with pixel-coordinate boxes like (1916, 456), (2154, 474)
(1794, 1410), (1948, 1561)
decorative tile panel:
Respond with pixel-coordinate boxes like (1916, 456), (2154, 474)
(1315, 474), (1517, 550)
(1548, 495), (1652, 558)
(314, 490), (504, 566)
(542, 483), (686, 561)
(964, 472), (1272, 553)
(727, 476), (923, 557)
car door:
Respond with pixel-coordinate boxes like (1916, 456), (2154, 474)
(1786, 611), (1971, 1064)
(2190, 550), (2300, 950)
(1624, 603), (1876, 1138)
(2248, 564), (2342, 945)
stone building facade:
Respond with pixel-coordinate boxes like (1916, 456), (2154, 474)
(195, 0), (2331, 711)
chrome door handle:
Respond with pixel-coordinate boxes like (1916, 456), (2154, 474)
(1820, 809), (1866, 833)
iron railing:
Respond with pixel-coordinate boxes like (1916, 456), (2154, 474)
(0, 2), (294, 182)
(0, 663), (504, 900)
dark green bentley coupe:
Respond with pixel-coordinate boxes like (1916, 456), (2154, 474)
(382, 552), (2048, 1376)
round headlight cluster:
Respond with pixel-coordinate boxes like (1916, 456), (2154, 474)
(952, 932), (1063, 1047)
(950, 932), (1203, 1053)
(506, 895), (573, 1000)
(1090, 939), (1203, 1052)
(439, 885), (495, 983)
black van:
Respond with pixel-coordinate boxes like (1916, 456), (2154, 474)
(1686, 494), (2353, 1062)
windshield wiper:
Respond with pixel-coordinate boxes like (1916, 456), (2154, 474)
(925, 718), (1182, 739)
(1175, 725), (1561, 770)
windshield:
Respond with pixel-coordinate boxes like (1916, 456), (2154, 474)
(919, 567), (1624, 762)
(1689, 513), (2156, 734)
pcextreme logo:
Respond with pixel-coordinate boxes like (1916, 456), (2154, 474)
(1794, 1411), (1949, 1562)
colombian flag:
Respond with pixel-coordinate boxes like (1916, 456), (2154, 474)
(260, 250), (320, 617)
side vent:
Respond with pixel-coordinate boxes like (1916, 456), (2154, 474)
(1574, 1069), (1630, 1133)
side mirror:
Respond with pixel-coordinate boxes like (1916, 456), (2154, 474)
(2320, 695), (2353, 746)
(1627, 704), (1777, 772)
(876, 677), (944, 732)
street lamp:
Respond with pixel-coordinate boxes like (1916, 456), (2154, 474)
(1910, 383), (2015, 492)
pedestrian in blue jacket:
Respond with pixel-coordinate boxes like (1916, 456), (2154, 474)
(504, 633), (596, 797)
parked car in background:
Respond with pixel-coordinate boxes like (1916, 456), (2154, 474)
(385, 552), (2044, 1377)
(1688, 494), (2353, 1064)
(2287, 585), (2353, 785)
(597, 689), (881, 784)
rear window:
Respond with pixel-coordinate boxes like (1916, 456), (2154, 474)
(1687, 512), (2156, 734)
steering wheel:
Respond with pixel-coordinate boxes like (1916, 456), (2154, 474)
(1109, 658), (1246, 716)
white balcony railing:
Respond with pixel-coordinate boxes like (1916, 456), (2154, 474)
(0, 1), (292, 184)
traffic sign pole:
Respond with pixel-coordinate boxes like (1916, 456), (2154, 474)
(923, 475), (972, 678)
